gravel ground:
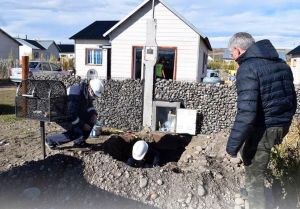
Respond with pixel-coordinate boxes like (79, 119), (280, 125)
(0, 118), (247, 209)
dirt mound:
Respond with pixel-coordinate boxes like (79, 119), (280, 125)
(0, 119), (244, 209)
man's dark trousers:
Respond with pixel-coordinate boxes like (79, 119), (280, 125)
(241, 126), (289, 209)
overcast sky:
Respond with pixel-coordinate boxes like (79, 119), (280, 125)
(1, 0), (300, 49)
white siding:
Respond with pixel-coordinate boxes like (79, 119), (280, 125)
(291, 55), (300, 84)
(0, 31), (19, 59)
(109, 2), (205, 81)
(19, 45), (33, 61)
(75, 39), (110, 78)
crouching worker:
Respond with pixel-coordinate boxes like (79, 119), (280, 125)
(46, 78), (104, 149)
(127, 140), (160, 168)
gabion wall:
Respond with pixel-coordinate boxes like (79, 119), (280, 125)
(31, 75), (300, 134)
(32, 74), (81, 88)
(295, 85), (300, 117)
(94, 79), (144, 131)
(155, 80), (237, 134)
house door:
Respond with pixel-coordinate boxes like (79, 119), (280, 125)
(107, 48), (111, 80)
(158, 48), (176, 80)
(133, 47), (143, 79)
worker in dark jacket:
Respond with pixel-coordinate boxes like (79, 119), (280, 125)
(46, 78), (105, 149)
(226, 32), (296, 209)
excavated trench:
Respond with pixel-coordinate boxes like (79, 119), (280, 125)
(101, 134), (192, 167)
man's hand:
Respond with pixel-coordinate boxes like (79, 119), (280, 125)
(83, 124), (92, 131)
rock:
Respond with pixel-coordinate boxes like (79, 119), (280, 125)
(235, 197), (245, 206)
(195, 146), (202, 151)
(139, 177), (148, 188)
(157, 179), (163, 185)
(22, 187), (41, 200)
(230, 157), (242, 165)
(150, 193), (158, 200)
(198, 185), (206, 196)
(234, 206), (243, 209)
(186, 194), (192, 204)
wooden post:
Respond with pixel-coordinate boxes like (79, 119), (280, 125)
(21, 56), (29, 116)
(21, 56), (29, 93)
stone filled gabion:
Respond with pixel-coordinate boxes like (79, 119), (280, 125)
(94, 79), (144, 131)
(31, 74), (81, 88)
(28, 75), (300, 134)
(295, 85), (300, 117)
(155, 80), (237, 134)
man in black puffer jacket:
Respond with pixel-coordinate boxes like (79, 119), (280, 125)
(226, 32), (296, 209)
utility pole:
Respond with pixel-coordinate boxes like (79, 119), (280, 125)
(142, 0), (158, 128)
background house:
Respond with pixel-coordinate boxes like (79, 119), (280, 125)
(70, 21), (118, 79)
(288, 45), (300, 84)
(0, 28), (20, 60)
(16, 38), (60, 61)
(57, 44), (75, 59)
(104, 0), (211, 82)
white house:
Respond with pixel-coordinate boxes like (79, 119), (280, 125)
(103, 0), (212, 82)
(287, 45), (300, 84)
(70, 21), (118, 79)
(16, 38), (60, 61)
(0, 28), (20, 60)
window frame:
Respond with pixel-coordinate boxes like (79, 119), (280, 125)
(86, 48), (103, 66)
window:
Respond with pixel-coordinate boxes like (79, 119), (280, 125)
(133, 47), (143, 79)
(202, 53), (208, 74)
(86, 49), (102, 65)
(293, 59), (297, 68)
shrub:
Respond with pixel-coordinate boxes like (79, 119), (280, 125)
(268, 120), (300, 208)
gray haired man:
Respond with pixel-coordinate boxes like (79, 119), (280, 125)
(226, 32), (296, 209)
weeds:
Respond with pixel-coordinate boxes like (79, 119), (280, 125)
(268, 120), (300, 208)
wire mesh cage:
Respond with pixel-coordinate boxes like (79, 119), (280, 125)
(16, 80), (71, 122)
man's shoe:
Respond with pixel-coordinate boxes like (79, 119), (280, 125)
(73, 141), (91, 148)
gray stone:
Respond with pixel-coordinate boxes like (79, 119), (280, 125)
(139, 177), (148, 188)
(157, 179), (163, 185)
(198, 185), (206, 197)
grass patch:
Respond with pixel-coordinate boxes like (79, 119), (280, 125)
(0, 88), (16, 122)
(0, 79), (13, 86)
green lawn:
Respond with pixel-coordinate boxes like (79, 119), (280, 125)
(0, 88), (17, 123)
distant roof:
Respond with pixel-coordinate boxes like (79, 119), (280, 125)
(287, 45), (300, 55)
(70, 21), (118, 40)
(0, 28), (21, 45)
(103, 0), (212, 50)
(57, 44), (74, 53)
(37, 40), (55, 49)
(16, 38), (46, 50)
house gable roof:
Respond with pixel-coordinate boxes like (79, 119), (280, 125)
(0, 28), (21, 45)
(103, 0), (212, 50)
(16, 38), (46, 50)
(69, 21), (118, 40)
(57, 44), (75, 53)
(37, 40), (54, 49)
(287, 45), (300, 55)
